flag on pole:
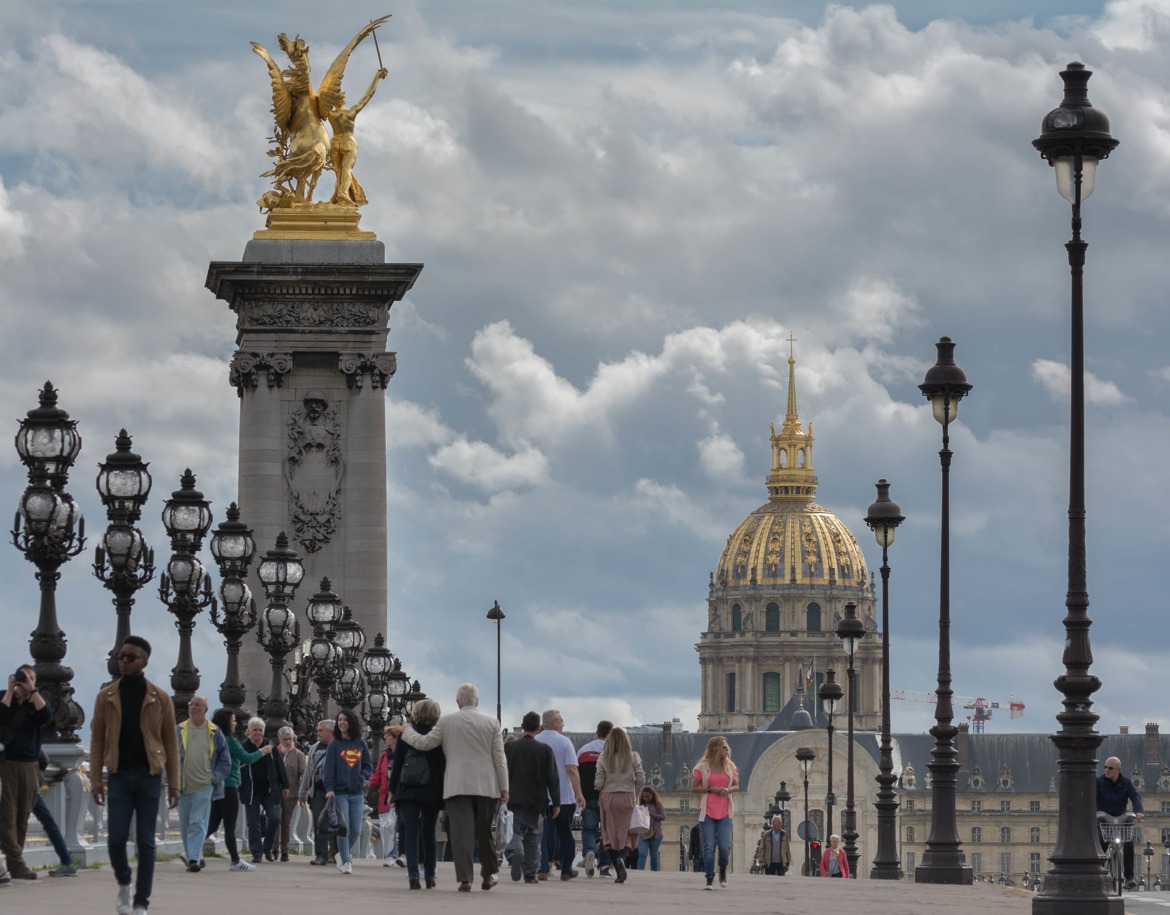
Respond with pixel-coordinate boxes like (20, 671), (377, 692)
(806, 660), (814, 687)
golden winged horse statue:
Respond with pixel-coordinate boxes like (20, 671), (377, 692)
(251, 16), (389, 209)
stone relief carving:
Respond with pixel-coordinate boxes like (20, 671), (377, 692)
(285, 389), (345, 553)
(245, 300), (381, 328)
(229, 351), (294, 396)
(339, 352), (397, 389)
(676, 763), (691, 790)
(649, 764), (664, 789)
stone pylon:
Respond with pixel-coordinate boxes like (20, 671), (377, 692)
(206, 239), (422, 710)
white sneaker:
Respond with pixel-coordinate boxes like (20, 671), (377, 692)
(719, 878), (728, 888)
(230, 860), (256, 872)
(133, 908), (148, 915)
(116, 884), (133, 915)
(584, 851), (595, 877)
(339, 861), (352, 874)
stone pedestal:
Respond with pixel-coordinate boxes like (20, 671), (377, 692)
(206, 241), (422, 706)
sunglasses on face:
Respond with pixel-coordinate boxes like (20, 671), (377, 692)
(118, 653), (145, 662)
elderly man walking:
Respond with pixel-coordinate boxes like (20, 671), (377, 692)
(298, 719), (337, 865)
(536, 708), (584, 880)
(402, 683), (508, 892)
(176, 696), (230, 873)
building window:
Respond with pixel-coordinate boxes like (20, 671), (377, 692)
(1000, 800), (1011, 813)
(1030, 852), (1042, 874)
(971, 827), (982, 844)
(1162, 800), (1170, 815)
(906, 852), (915, 876)
(679, 799), (690, 812)
(971, 853), (982, 875)
(763, 673), (781, 712)
(766, 602), (780, 632)
(806, 602), (821, 632)
(1001, 827), (1011, 844)
(726, 673), (736, 713)
(1163, 827), (1170, 847)
(905, 799), (915, 812)
(1029, 801), (1041, 813)
(971, 800), (982, 813)
(1030, 827), (1041, 844)
(1000, 852), (1012, 875)
(905, 826), (915, 843)
(731, 604), (742, 632)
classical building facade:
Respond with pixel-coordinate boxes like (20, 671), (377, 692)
(697, 349), (882, 732)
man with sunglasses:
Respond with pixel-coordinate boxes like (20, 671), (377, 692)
(1097, 756), (1144, 890)
(91, 636), (181, 915)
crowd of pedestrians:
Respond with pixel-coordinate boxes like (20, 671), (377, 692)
(1, 650), (782, 910)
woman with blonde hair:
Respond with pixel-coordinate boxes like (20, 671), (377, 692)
(691, 735), (738, 889)
(389, 698), (446, 889)
(594, 726), (644, 884)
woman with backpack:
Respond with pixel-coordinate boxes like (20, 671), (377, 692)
(388, 699), (446, 889)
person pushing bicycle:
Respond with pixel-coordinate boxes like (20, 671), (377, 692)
(1097, 756), (1144, 890)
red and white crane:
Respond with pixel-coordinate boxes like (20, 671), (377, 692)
(891, 690), (1025, 733)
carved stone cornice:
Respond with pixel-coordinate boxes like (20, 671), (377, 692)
(246, 300), (382, 330)
(229, 352), (294, 396)
(339, 352), (398, 389)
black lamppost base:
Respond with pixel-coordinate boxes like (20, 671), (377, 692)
(914, 861), (973, 886)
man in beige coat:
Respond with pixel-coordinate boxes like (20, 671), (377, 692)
(402, 682), (508, 892)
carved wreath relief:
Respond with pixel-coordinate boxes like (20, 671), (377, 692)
(285, 390), (345, 553)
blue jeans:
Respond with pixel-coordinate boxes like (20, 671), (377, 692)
(540, 803), (576, 874)
(244, 796), (281, 858)
(107, 769), (161, 910)
(334, 792), (365, 865)
(700, 816), (731, 878)
(178, 785), (213, 865)
(637, 834), (662, 870)
(32, 794), (72, 865)
(580, 801), (611, 866)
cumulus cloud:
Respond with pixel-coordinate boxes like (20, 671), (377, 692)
(1032, 358), (1132, 405)
(429, 438), (550, 492)
(697, 432), (746, 482)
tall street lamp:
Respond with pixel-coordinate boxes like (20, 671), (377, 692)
(159, 469), (214, 720)
(208, 502), (257, 721)
(361, 632), (394, 755)
(836, 600), (865, 876)
(914, 336), (973, 886)
(1030, 61), (1120, 915)
(305, 577), (344, 719)
(93, 429), (154, 679)
(11, 382), (86, 743)
(776, 781), (791, 834)
(865, 479), (905, 879)
(821, 668), (843, 842)
(486, 599), (505, 723)
(255, 532), (305, 737)
(796, 746), (816, 877)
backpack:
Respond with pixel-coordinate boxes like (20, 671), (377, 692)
(400, 746), (431, 787)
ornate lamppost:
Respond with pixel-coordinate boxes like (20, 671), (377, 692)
(93, 429), (154, 679)
(361, 632), (394, 754)
(255, 532), (304, 737)
(304, 578), (344, 717)
(836, 600), (865, 876)
(486, 599), (505, 723)
(331, 604), (367, 710)
(821, 668), (843, 842)
(914, 338), (973, 886)
(286, 642), (322, 745)
(159, 469), (214, 720)
(1030, 61), (1120, 915)
(401, 679), (426, 720)
(776, 781), (791, 834)
(865, 479), (905, 879)
(796, 746), (816, 877)
(385, 656), (411, 721)
(208, 502), (257, 721)
(11, 383), (86, 744)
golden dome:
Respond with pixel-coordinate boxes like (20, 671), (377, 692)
(715, 345), (869, 590)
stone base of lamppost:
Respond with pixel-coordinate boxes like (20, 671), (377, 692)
(1032, 876), (1125, 915)
(914, 852), (973, 886)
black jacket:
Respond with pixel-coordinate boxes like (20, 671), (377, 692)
(389, 722), (445, 807)
(0, 691), (52, 762)
(239, 737), (289, 804)
(504, 734), (559, 811)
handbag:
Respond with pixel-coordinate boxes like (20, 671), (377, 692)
(400, 747), (431, 787)
(628, 803), (651, 835)
(317, 795), (347, 838)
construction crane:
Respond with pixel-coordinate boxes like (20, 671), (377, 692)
(891, 690), (1025, 733)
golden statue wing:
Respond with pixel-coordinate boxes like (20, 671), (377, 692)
(316, 14), (390, 116)
(250, 41), (292, 130)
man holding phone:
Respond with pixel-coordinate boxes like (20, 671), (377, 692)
(0, 663), (52, 881)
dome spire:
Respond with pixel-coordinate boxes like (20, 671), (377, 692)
(766, 337), (818, 503)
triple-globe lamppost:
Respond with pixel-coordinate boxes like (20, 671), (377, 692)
(914, 337), (973, 886)
(11, 383), (86, 744)
(208, 502), (258, 722)
(1029, 61), (1120, 915)
(158, 469), (214, 720)
(835, 600), (865, 876)
(865, 480), (905, 879)
(255, 532), (304, 738)
(93, 430), (154, 679)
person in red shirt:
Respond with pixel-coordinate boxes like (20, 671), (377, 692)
(820, 834), (850, 878)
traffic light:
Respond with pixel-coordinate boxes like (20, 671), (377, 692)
(810, 839), (821, 857)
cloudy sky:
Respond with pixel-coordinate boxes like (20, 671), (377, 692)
(1, 0), (1168, 744)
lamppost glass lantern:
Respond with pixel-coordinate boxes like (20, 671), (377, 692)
(160, 469), (213, 551)
(15, 382), (82, 484)
(209, 502), (255, 572)
(95, 429), (151, 522)
(256, 532), (305, 604)
(306, 578), (344, 634)
(402, 680), (425, 717)
(362, 632), (394, 680)
(332, 605), (366, 660)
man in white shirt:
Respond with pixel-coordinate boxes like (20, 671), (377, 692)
(535, 709), (585, 880)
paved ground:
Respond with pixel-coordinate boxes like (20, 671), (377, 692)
(2, 854), (1047, 915)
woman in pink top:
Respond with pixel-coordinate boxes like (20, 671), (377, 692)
(691, 736), (738, 889)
